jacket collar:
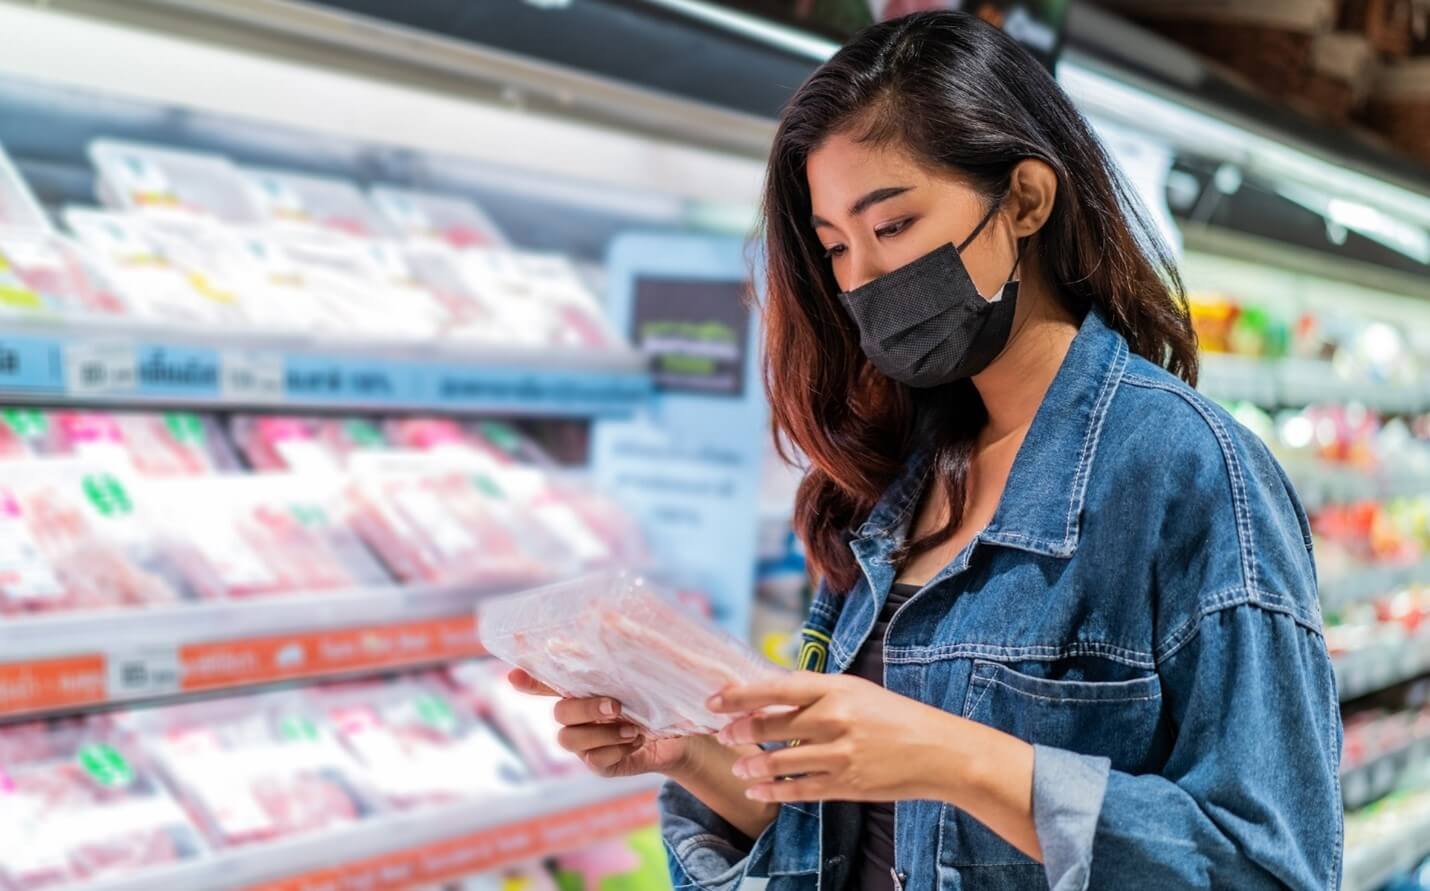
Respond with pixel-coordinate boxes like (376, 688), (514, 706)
(854, 310), (1128, 560)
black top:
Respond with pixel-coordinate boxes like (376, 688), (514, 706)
(847, 582), (922, 891)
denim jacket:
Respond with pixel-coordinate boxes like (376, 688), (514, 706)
(660, 310), (1343, 891)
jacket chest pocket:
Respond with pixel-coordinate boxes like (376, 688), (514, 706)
(938, 659), (1163, 881)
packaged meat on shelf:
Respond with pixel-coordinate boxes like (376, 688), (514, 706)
(230, 414), (390, 473)
(0, 142), (50, 232)
(369, 186), (509, 249)
(444, 660), (586, 778)
(88, 140), (261, 224)
(478, 572), (785, 738)
(0, 664), (648, 890)
(240, 167), (393, 239)
(0, 717), (207, 890)
(0, 229), (128, 319)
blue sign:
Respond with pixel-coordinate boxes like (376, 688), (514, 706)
(284, 356), (414, 404)
(0, 335), (62, 392)
(592, 233), (767, 636)
(426, 365), (651, 416)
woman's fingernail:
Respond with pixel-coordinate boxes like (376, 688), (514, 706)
(732, 761), (748, 779)
(600, 700), (617, 717)
(707, 694), (724, 710)
(620, 724), (638, 739)
(745, 787), (768, 801)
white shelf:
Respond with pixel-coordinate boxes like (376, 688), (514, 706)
(1337, 635), (1430, 702)
(1198, 354), (1430, 413)
(1345, 805), (1430, 891)
(1322, 559), (1430, 613)
(74, 775), (662, 891)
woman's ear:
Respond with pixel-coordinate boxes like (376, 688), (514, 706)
(1007, 158), (1057, 238)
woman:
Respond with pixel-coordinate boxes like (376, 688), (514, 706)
(511, 11), (1342, 890)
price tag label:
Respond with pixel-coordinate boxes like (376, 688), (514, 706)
(65, 341), (137, 396)
(221, 350), (285, 403)
(106, 646), (181, 699)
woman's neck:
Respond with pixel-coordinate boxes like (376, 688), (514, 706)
(971, 278), (1079, 445)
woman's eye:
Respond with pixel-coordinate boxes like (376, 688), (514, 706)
(876, 218), (913, 239)
(823, 244), (846, 259)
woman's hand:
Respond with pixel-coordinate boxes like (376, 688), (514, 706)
(711, 671), (1034, 817)
(507, 668), (692, 779)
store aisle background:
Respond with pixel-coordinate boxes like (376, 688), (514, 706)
(0, 1), (1426, 889)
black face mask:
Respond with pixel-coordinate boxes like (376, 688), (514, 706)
(837, 200), (1021, 388)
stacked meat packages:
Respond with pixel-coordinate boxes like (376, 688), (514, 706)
(0, 667), (581, 889)
(0, 138), (623, 351)
(0, 409), (644, 617)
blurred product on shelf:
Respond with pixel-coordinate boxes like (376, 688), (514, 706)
(0, 717), (208, 890)
(0, 408), (647, 619)
(0, 139), (628, 352)
(479, 572), (785, 738)
(446, 660), (586, 778)
(0, 663), (642, 890)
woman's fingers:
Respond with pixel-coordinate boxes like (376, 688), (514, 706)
(709, 672), (832, 714)
(584, 742), (642, 772)
(718, 708), (805, 746)
(557, 720), (641, 754)
(553, 695), (622, 726)
(507, 668), (558, 696)
(731, 742), (846, 782)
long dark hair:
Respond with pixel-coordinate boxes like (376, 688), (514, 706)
(762, 11), (1197, 593)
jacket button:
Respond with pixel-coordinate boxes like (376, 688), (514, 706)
(825, 855), (845, 868)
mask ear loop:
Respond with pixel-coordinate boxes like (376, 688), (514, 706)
(954, 195), (1006, 253)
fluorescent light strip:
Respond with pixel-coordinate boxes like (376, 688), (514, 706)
(636, 0), (839, 61)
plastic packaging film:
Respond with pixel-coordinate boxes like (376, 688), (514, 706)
(478, 571), (787, 738)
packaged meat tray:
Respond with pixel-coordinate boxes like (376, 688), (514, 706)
(478, 572), (786, 738)
(0, 721), (206, 890)
(344, 458), (555, 588)
(230, 415), (387, 473)
(312, 679), (528, 808)
(242, 167), (392, 238)
(0, 230), (127, 318)
(89, 139), (261, 223)
(370, 186), (508, 249)
(125, 694), (376, 848)
(0, 469), (196, 615)
(445, 660), (585, 778)
(50, 412), (240, 476)
(142, 475), (390, 599)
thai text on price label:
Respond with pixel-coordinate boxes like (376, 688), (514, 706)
(221, 350), (285, 403)
(65, 341), (137, 396)
(106, 645), (181, 699)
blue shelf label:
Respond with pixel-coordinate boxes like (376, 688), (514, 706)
(0, 336), (62, 392)
(429, 366), (650, 414)
(136, 344), (221, 397)
(285, 356), (413, 404)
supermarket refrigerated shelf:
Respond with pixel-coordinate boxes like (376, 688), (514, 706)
(1337, 634), (1430, 702)
(0, 323), (652, 418)
(1198, 354), (1430, 413)
(1322, 559), (1430, 613)
(1343, 736), (1430, 811)
(1344, 806), (1430, 891)
(0, 581), (500, 719)
(75, 775), (661, 891)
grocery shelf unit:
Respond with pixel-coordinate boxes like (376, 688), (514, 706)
(0, 2), (771, 889)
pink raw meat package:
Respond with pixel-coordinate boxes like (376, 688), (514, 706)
(477, 572), (786, 738)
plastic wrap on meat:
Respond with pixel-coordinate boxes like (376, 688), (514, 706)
(478, 572), (786, 738)
(0, 730), (205, 890)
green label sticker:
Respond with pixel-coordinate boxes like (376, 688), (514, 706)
(414, 695), (458, 733)
(78, 743), (134, 787)
(164, 412), (206, 445)
(289, 504), (328, 528)
(478, 421), (521, 453)
(472, 474), (503, 499)
(82, 474), (133, 517)
(343, 419), (385, 448)
(278, 715), (319, 742)
(3, 409), (47, 438)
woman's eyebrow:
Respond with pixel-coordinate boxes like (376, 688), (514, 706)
(810, 185), (915, 228)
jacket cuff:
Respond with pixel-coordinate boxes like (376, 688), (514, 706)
(659, 779), (755, 891)
(1032, 745), (1111, 891)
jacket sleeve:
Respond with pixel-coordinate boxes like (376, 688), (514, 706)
(660, 779), (758, 891)
(1033, 600), (1343, 890)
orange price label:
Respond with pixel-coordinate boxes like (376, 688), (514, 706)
(248, 790), (658, 891)
(180, 615), (484, 692)
(0, 654), (107, 716)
